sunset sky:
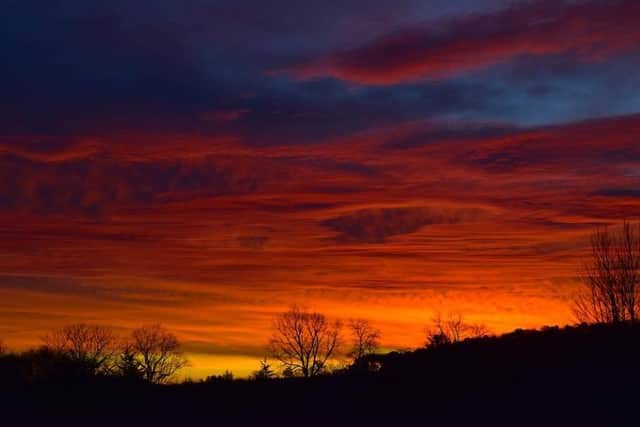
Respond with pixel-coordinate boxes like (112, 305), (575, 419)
(2, 0), (640, 377)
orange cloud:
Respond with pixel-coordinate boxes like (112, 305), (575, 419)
(2, 113), (640, 376)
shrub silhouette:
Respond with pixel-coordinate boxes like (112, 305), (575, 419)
(113, 341), (145, 381)
(252, 357), (276, 380)
(205, 370), (235, 383)
(0, 346), (92, 385)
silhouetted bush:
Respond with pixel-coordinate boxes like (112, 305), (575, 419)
(251, 357), (276, 380)
(204, 370), (235, 383)
(0, 346), (93, 385)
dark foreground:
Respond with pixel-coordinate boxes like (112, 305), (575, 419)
(3, 323), (640, 426)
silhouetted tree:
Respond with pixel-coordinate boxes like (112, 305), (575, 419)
(0, 339), (5, 356)
(42, 323), (116, 375)
(426, 313), (490, 347)
(348, 318), (381, 366)
(574, 222), (640, 323)
(128, 324), (188, 384)
(252, 357), (276, 380)
(114, 341), (144, 381)
(426, 331), (452, 348)
(269, 306), (341, 377)
(467, 323), (491, 338)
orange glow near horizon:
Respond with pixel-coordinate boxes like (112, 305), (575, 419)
(5, 0), (640, 380)
(3, 113), (640, 377)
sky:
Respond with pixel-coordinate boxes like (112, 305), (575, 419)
(2, 0), (640, 377)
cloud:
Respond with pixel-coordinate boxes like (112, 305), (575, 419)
(381, 121), (518, 149)
(287, 0), (640, 84)
(236, 236), (269, 249)
(456, 114), (640, 173)
(4, 0), (640, 375)
(0, 153), (260, 215)
(201, 109), (251, 122)
(322, 206), (486, 243)
(593, 188), (640, 198)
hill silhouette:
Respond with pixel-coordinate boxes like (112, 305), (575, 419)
(2, 322), (640, 426)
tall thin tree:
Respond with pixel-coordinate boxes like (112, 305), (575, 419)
(574, 222), (640, 323)
(348, 318), (381, 365)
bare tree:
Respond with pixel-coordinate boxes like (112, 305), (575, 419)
(467, 323), (491, 338)
(269, 306), (341, 377)
(574, 222), (640, 323)
(127, 324), (188, 384)
(43, 323), (117, 375)
(348, 318), (381, 364)
(425, 313), (490, 347)
(0, 338), (5, 356)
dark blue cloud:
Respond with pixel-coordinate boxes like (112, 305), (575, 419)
(464, 54), (640, 126)
(2, 0), (639, 145)
(593, 188), (640, 198)
(323, 207), (486, 243)
(0, 153), (261, 214)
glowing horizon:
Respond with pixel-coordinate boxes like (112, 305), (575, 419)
(2, 0), (640, 378)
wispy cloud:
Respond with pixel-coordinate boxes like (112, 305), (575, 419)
(286, 0), (640, 84)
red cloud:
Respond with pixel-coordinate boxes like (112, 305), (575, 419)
(289, 0), (640, 84)
(3, 113), (640, 365)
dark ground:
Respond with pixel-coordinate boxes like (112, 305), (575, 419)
(2, 322), (640, 426)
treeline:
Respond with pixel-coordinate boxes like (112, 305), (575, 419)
(0, 323), (186, 385)
(254, 307), (492, 379)
(2, 220), (640, 385)
(0, 308), (491, 385)
(4, 321), (640, 425)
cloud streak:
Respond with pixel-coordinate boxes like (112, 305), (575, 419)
(323, 206), (487, 243)
(288, 0), (640, 84)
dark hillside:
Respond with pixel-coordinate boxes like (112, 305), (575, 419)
(3, 323), (640, 426)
